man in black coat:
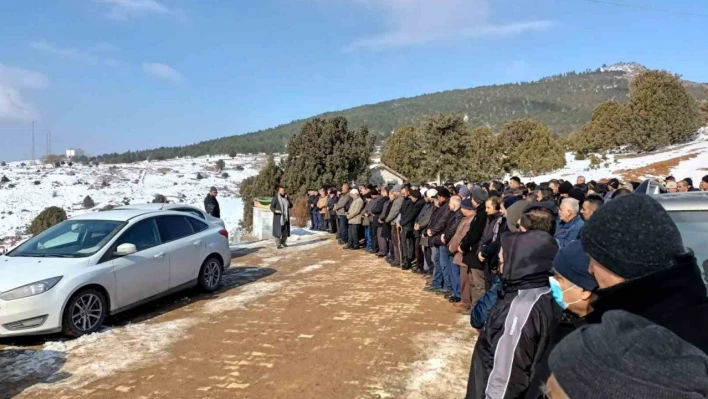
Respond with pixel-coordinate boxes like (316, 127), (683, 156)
(460, 188), (488, 294)
(580, 194), (708, 355)
(437, 196), (463, 301)
(399, 189), (425, 270)
(204, 186), (221, 218)
(466, 230), (561, 399)
(270, 186), (293, 249)
(426, 188), (453, 294)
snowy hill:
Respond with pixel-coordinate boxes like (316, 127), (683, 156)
(525, 127), (708, 184)
(0, 154), (266, 244)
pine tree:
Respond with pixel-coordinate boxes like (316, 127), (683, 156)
(215, 159), (226, 172)
(514, 123), (566, 176)
(627, 70), (701, 151)
(573, 100), (631, 154)
(467, 126), (503, 182)
(281, 117), (374, 194)
(499, 119), (547, 172)
(419, 114), (471, 182)
(380, 126), (425, 181)
(240, 156), (283, 231)
(30, 207), (67, 235)
(83, 195), (95, 209)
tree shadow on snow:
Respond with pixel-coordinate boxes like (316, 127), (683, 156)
(0, 349), (69, 399)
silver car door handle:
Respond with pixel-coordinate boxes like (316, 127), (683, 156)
(154, 252), (165, 258)
(193, 241), (202, 246)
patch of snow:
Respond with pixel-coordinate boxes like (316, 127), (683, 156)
(203, 281), (287, 314)
(599, 62), (647, 75)
(1, 318), (198, 393)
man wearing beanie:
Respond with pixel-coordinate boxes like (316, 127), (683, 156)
(466, 230), (561, 399)
(547, 310), (708, 399)
(581, 194), (708, 353)
(204, 186), (221, 218)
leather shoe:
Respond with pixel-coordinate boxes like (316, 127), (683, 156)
(448, 296), (461, 303)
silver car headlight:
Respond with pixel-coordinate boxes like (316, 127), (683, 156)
(0, 277), (63, 301)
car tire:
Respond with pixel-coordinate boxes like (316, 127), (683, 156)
(198, 256), (223, 292)
(62, 288), (108, 337)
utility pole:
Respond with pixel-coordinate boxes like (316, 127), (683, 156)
(32, 121), (35, 163)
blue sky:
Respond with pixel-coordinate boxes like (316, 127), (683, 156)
(0, 0), (707, 161)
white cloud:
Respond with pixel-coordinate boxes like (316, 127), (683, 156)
(142, 62), (184, 84)
(30, 41), (119, 67)
(96, 0), (182, 20)
(0, 64), (49, 120)
(341, 0), (552, 51)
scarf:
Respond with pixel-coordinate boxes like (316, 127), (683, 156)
(278, 194), (289, 225)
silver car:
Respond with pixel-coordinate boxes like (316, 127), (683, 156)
(653, 191), (708, 284)
(118, 203), (225, 229)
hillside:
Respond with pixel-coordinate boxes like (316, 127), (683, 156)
(97, 63), (706, 163)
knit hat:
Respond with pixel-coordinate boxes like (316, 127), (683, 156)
(471, 187), (489, 204)
(461, 198), (474, 210)
(559, 181), (573, 195)
(503, 195), (523, 211)
(552, 240), (597, 291)
(580, 194), (684, 280)
(567, 188), (585, 204)
(420, 187), (428, 197)
(409, 190), (421, 199)
(436, 187), (451, 199)
(426, 188), (437, 199)
(506, 200), (528, 232)
(458, 186), (470, 199)
(550, 310), (708, 399)
(391, 184), (402, 193)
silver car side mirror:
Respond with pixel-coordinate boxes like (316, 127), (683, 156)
(114, 243), (138, 257)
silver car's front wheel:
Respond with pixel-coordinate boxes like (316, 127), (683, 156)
(62, 288), (108, 337)
(199, 257), (223, 292)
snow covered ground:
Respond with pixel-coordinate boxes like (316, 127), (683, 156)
(522, 127), (708, 184)
(0, 154), (265, 242)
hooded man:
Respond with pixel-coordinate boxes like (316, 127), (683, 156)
(466, 230), (561, 399)
(581, 194), (708, 354)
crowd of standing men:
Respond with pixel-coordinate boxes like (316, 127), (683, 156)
(302, 174), (708, 399)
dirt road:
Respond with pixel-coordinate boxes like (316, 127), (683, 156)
(1, 234), (477, 399)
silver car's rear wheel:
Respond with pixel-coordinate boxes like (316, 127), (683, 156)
(198, 257), (223, 292)
(62, 288), (107, 337)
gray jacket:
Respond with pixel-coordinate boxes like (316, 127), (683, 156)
(335, 193), (352, 216)
(347, 197), (365, 225)
(385, 196), (404, 224)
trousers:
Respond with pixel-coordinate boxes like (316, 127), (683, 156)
(338, 215), (349, 242)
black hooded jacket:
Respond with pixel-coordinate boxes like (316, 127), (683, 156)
(466, 231), (562, 399)
(586, 251), (708, 354)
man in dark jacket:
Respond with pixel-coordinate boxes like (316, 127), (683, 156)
(460, 188), (488, 295)
(581, 194), (708, 354)
(385, 185), (405, 267)
(270, 186), (293, 249)
(204, 186), (221, 218)
(413, 190), (436, 274)
(399, 190), (425, 270)
(437, 196), (463, 301)
(466, 230), (561, 399)
(426, 187), (452, 293)
(334, 184), (352, 244)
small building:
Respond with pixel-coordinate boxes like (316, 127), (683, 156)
(369, 163), (407, 185)
(66, 148), (85, 158)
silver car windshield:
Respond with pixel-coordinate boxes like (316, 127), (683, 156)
(8, 220), (125, 258)
(668, 211), (708, 284)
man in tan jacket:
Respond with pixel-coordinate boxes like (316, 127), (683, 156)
(448, 198), (477, 314)
(345, 189), (364, 250)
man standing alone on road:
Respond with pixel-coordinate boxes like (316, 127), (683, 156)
(270, 186), (293, 249)
(204, 186), (221, 218)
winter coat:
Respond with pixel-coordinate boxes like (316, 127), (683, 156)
(317, 196), (328, 215)
(466, 231), (562, 399)
(308, 195), (319, 212)
(461, 203), (487, 270)
(380, 199), (393, 239)
(449, 214), (474, 267)
(554, 215), (584, 249)
(327, 195), (338, 216)
(471, 274), (500, 329)
(335, 193), (352, 216)
(204, 194), (221, 218)
(479, 213), (507, 273)
(270, 194), (293, 238)
(370, 196), (387, 229)
(428, 203), (452, 247)
(385, 196), (405, 224)
(361, 199), (374, 226)
(433, 209), (462, 247)
(400, 199), (425, 229)
(415, 202), (435, 242)
(347, 196), (365, 225)
(586, 251), (708, 355)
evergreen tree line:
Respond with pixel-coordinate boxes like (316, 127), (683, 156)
(94, 68), (706, 164)
(569, 70), (704, 154)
